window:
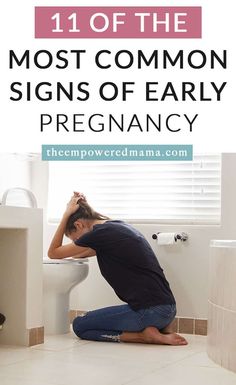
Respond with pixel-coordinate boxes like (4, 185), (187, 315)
(48, 154), (221, 224)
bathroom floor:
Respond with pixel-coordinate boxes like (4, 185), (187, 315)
(0, 332), (236, 385)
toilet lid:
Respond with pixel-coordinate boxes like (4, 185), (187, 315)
(43, 258), (88, 264)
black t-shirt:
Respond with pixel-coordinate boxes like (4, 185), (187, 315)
(75, 220), (176, 311)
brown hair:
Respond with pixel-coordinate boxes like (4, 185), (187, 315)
(65, 200), (110, 235)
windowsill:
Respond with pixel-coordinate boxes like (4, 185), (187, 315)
(47, 217), (222, 227)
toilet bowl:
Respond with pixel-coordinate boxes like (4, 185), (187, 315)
(43, 258), (89, 335)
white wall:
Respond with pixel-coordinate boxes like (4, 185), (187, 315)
(19, 154), (236, 319)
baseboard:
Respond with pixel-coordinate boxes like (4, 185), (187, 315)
(172, 317), (207, 335)
(28, 327), (44, 346)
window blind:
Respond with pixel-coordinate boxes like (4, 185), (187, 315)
(48, 154), (221, 224)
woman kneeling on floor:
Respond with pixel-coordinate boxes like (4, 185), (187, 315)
(48, 192), (187, 346)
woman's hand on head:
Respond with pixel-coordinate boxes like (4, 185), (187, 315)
(63, 192), (86, 217)
(73, 191), (87, 202)
(64, 196), (80, 216)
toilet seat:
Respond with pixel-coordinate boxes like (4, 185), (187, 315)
(43, 258), (88, 264)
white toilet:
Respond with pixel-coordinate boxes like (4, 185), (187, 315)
(43, 258), (89, 335)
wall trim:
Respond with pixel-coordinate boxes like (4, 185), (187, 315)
(28, 327), (44, 346)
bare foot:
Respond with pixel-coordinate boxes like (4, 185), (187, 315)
(120, 326), (188, 345)
(142, 327), (188, 345)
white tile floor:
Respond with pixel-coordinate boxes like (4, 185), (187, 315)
(1, 333), (236, 385)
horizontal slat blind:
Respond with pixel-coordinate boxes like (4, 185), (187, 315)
(48, 154), (221, 224)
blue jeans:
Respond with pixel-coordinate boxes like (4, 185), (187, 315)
(72, 304), (176, 342)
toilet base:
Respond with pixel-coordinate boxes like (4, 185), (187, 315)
(43, 293), (70, 334)
(43, 261), (89, 335)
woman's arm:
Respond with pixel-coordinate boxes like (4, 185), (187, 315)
(48, 242), (95, 259)
(72, 248), (96, 259)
